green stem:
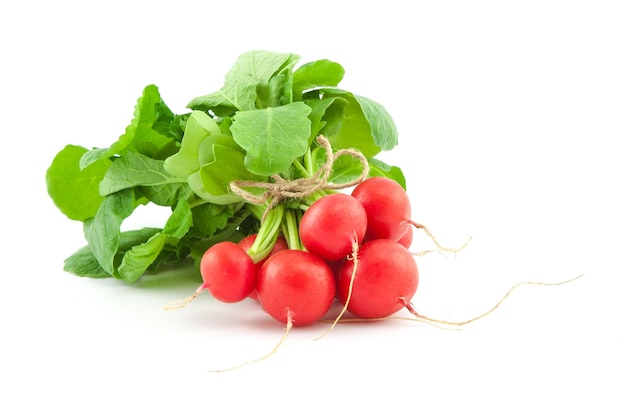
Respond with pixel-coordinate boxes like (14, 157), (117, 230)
(280, 222), (289, 247)
(303, 147), (314, 176)
(282, 208), (303, 250)
(246, 203), (266, 221)
(292, 158), (310, 178)
(248, 203), (285, 263)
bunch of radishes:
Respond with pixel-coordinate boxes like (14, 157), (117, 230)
(182, 176), (424, 327)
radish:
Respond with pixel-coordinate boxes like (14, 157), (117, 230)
(351, 176), (411, 242)
(299, 193), (368, 261)
(256, 249), (335, 326)
(164, 241), (258, 309)
(199, 241), (257, 303)
(352, 176), (464, 253)
(237, 234), (288, 300)
(336, 239), (418, 319)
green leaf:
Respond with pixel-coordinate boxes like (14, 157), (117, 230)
(187, 75), (258, 115)
(117, 232), (167, 283)
(138, 182), (192, 207)
(162, 199), (193, 239)
(79, 148), (110, 169)
(64, 227), (163, 278)
(99, 152), (187, 196)
(329, 153), (369, 185)
(63, 245), (111, 278)
(197, 133), (240, 165)
(46, 145), (112, 221)
(257, 71), (291, 108)
(80, 85), (176, 168)
(118, 227), (164, 251)
(191, 144), (266, 204)
(187, 50), (300, 113)
(163, 111), (221, 179)
(292, 59), (345, 99)
(368, 158), (406, 189)
(188, 209), (253, 264)
(83, 189), (136, 274)
(305, 97), (348, 143)
(188, 203), (236, 238)
(354, 95), (398, 152)
(70, 198), (193, 283)
(230, 102), (312, 176)
(305, 88), (398, 158)
(115, 199), (193, 283)
(144, 245), (191, 275)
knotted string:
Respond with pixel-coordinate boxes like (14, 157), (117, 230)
(230, 135), (369, 217)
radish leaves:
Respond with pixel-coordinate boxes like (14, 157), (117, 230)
(230, 102), (312, 176)
(46, 49), (405, 282)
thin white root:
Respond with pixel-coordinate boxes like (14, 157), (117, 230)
(319, 315), (461, 331)
(163, 285), (204, 310)
(314, 232), (360, 341)
(409, 220), (472, 256)
(208, 310), (294, 372)
(402, 274), (584, 327)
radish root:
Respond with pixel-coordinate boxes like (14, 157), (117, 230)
(163, 284), (205, 310)
(319, 315), (462, 331)
(209, 310), (294, 372)
(409, 220), (472, 256)
(400, 274), (584, 327)
(314, 232), (360, 341)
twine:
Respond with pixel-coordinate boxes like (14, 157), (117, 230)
(230, 135), (369, 215)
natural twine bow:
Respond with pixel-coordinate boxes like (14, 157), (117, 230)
(229, 135), (369, 217)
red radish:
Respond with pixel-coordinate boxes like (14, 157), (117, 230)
(256, 250), (335, 326)
(337, 239), (418, 319)
(299, 193), (367, 261)
(351, 176), (411, 242)
(200, 241), (257, 303)
(352, 177), (467, 254)
(237, 234), (288, 300)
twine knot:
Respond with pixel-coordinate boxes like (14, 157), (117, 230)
(230, 135), (369, 215)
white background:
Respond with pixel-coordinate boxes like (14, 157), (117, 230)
(2, 1), (625, 416)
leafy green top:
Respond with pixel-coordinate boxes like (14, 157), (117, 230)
(45, 50), (404, 283)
